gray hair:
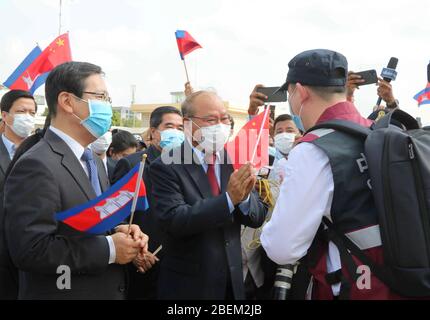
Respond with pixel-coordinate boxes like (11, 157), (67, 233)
(181, 90), (220, 117)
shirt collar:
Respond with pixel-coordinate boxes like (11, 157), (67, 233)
(315, 101), (372, 127)
(186, 137), (220, 165)
(1, 134), (16, 160)
(49, 126), (86, 161)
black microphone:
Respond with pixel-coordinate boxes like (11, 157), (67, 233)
(376, 57), (399, 106)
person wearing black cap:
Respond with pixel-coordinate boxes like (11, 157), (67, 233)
(261, 49), (400, 300)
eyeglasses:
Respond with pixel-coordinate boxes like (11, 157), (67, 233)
(189, 115), (231, 126)
(83, 91), (112, 104)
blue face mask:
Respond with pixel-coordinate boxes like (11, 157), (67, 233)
(288, 88), (305, 132)
(73, 97), (113, 138)
(159, 128), (185, 149)
(268, 146), (277, 157)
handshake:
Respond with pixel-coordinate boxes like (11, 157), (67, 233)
(111, 225), (159, 273)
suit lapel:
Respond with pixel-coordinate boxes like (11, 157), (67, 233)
(0, 136), (11, 175)
(96, 155), (109, 192)
(181, 142), (213, 199)
(44, 130), (96, 200)
(219, 149), (233, 193)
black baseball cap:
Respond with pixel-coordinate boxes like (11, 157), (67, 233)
(277, 49), (348, 93)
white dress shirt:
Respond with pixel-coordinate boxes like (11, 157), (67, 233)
(49, 126), (116, 264)
(2, 134), (16, 160)
(261, 142), (342, 296)
(191, 144), (250, 214)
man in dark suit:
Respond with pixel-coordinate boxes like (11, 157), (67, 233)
(0, 90), (37, 299)
(111, 106), (184, 299)
(3, 62), (148, 299)
(150, 91), (268, 300)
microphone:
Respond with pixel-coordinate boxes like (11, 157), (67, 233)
(376, 57), (399, 106)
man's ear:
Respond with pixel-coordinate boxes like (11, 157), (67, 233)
(296, 83), (310, 102)
(57, 92), (75, 114)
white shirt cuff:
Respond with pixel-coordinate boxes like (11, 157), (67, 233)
(106, 235), (116, 264)
(226, 192), (251, 215)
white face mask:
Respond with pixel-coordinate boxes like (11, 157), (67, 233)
(7, 113), (35, 138)
(90, 131), (112, 155)
(274, 132), (296, 155)
(192, 122), (231, 154)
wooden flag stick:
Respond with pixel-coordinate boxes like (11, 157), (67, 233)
(128, 154), (148, 234)
(250, 106), (270, 164)
(183, 58), (190, 83)
(152, 245), (163, 257)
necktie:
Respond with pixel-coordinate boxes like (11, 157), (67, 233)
(81, 148), (102, 196)
(206, 153), (220, 196)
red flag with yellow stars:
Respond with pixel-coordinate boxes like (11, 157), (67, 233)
(5, 33), (72, 93)
(225, 107), (270, 170)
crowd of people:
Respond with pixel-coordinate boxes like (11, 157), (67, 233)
(0, 48), (426, 300)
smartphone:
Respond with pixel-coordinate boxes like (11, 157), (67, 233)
(354, 69), (378, 86)
(256, 86), (287, 103)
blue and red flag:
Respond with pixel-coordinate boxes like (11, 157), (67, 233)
(3, 33), (72, 94)
(56, 163), (148, 234)
(414, 83), (430, 107)
(175, 30), (202, 60)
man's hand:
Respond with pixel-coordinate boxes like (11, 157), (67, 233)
(115, 224), (149, 257)
(377, 77), (396, 106)
(111, 232), (142, 265)
(184, 82), (194, 97)
(346, 71), (365, 102)
(249, 85), (267, 116)
(227, 163), (256, 205)
(133, 251), (160, 273)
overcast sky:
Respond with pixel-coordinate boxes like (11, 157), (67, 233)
(1, 0), (429, 124)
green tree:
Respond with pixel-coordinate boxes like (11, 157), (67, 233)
(111, 110), (121, 126)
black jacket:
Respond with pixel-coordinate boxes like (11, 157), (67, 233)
(0, 134), (17, 299)
(150, 142), (268, 300)
(4, 129), (126, 300)
(111, 144), (161, 299)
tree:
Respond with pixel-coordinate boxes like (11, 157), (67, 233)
(111, 110), (121, 126)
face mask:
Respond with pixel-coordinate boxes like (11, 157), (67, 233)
(159, 129), (185, 149)
(90, 131), (112, 154)
(274, 132), (296, 155)
(7, 113), (35, 138)
(288, 88), (305, 132)
(268, 146), (277, 157)
(192, 121), (231, 153)
(73, 97), (113, 138)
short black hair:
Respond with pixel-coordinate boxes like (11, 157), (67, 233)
(0, 89), (37, 113)
(45, 61), (103, 117)
(150, 106), (182, 128)
(274, 114), (293, 130)
(108, 130), (138, 156)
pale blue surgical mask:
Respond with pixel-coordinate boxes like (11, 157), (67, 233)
(159, 128), (185, 149)
(73, 96), (113, 138)
(288, 88), (305, 132)
(268, 146), (277, 157)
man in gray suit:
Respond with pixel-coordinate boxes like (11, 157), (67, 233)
(4, 62), (148, 299)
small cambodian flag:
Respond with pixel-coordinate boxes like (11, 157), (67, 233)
(414, 83), (430, 107)
(175, 30), (202, 60)
(56, 163), (148, 234)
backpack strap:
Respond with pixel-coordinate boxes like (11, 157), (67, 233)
(373, 109), (420, 130)
(306, 120), (371, 140)
(322, 217), (393, 293)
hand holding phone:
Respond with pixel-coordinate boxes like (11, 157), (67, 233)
(256, 86), (287, 103)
